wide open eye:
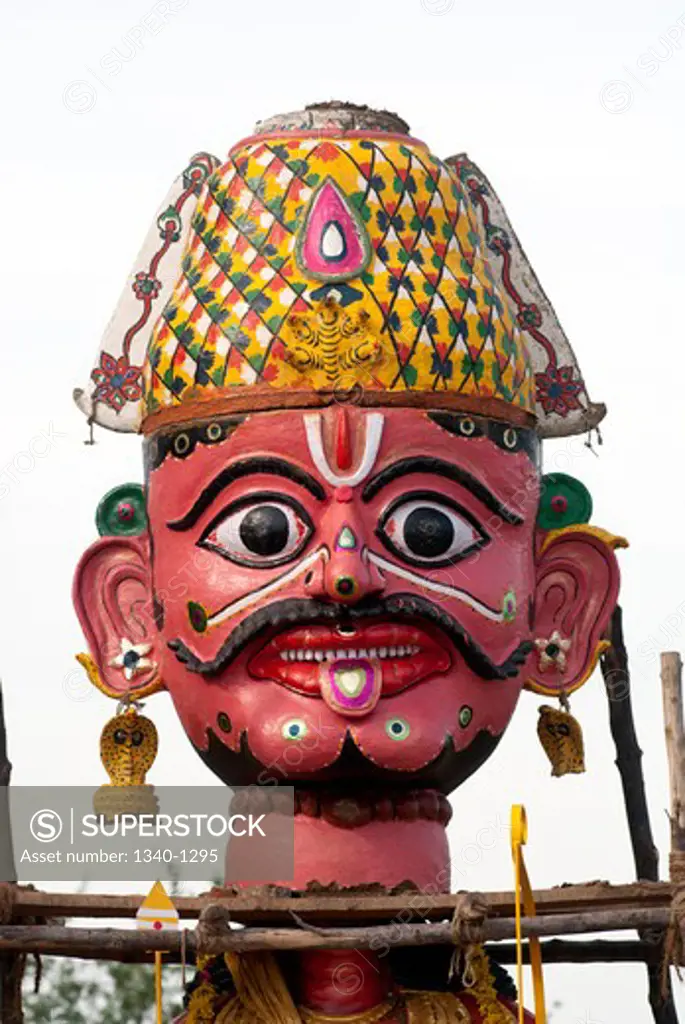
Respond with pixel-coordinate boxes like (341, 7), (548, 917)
(201, 494), (313, 568)
(377, 492), (488, 568)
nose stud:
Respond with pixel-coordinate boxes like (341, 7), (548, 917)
(333, 575), (359, 600)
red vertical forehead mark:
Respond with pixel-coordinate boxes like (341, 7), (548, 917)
(335, 406), (353, 471)
(304, 412), (384, 488)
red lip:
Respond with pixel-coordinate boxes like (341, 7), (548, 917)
(249, 621), (452, 696)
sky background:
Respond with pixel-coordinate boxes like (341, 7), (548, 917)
(2, 0), (685, 1019)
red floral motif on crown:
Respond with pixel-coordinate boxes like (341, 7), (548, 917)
(91, 353), (143, 412)
(535, 364), (583, 416)
(516, 302), (543, 330)
(132, 271), (162, 301)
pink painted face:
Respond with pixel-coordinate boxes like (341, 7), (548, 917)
(143, 406), (540, 790)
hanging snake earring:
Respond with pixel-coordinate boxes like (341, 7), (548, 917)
(93, 698), (159, 818)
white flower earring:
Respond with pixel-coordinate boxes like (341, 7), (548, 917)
(534, 630), (571, 673)
(110, 639), (155, 680)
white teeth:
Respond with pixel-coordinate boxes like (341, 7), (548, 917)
(279, 644), (421, 662)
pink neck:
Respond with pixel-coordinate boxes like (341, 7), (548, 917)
(289, 811), (451, 891)
(227, 788), (452, 890)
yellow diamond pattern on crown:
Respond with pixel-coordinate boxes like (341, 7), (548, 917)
(144, 135), (534, 416)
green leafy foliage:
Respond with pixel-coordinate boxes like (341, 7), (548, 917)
(23, 957), (184, 1024)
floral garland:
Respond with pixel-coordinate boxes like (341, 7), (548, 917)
(463, 945), (515, 1023)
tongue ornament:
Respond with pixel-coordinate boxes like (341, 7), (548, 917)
(319, 658), (382, 717)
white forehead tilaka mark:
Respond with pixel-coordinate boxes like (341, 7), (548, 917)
(304, 412), (384, 488)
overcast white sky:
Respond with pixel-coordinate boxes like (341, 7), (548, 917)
(2, 0), (685, 1019)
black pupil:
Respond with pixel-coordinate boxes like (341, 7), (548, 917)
(240, 505), (290, 557)
(403, 507), (454, 558)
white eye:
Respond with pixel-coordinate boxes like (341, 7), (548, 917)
(201, 496), (313, 568)
(378, 494), (487, 568)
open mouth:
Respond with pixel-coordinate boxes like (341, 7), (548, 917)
(249, 620), (452, 706)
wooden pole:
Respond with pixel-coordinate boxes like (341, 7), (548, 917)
(7, 880), (675, 923)
(0, 680), (22, 1024)
(4, 936), (662, 967)
(601, 607), (679, 1024)
(660, 652), (685, 875)
(0, 906), (681, 959)
(494, 938), (661, 965)
(601, 607), (661, 880)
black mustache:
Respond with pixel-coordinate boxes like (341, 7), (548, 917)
(168, 593), (532, 683)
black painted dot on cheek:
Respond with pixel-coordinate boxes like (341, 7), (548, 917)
(217, 713), (232, 734)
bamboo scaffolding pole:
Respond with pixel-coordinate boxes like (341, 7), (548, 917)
(0, 905), (681, 960)
(661, 652), (685, 876)
(495, 938), (661, 965)
(601, 607), (679, 1024)
(0, 934), (669, 967)
(4, 880), (675, 924)
(14, 937), (655, 967)
(22, 937), (663, 962)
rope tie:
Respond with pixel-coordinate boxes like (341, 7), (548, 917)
(448, 891), (489, 985)
(195, 904), (232, 956)
(670, 850), (685, 884)
(661, 886), (685, 997)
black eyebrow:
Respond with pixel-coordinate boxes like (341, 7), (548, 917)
(361, 456), (524, 525)
(167, 457), (326, 532)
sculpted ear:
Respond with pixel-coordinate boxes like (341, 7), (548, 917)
(525, 526), (627, 696)
(73, 534), (164, 699)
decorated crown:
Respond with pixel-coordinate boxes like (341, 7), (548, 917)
(74, 102), (604, 438)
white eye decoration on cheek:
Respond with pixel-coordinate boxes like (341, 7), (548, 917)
(200, 495), (313, 568)
(377, 492), (488, 569)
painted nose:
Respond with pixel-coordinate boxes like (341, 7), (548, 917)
(305, 516), (385, 605)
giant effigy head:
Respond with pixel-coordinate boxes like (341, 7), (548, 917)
(73, 103), (623, 841)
